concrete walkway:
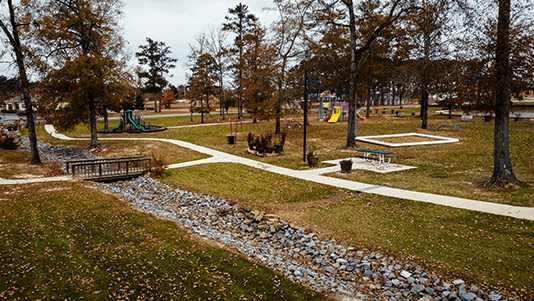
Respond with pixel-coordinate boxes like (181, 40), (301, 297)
(2, 124), (532, 222)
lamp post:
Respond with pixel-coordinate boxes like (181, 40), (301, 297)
(303, 64), (309, 162)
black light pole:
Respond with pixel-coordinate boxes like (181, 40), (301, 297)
(303, 67), (308, 162)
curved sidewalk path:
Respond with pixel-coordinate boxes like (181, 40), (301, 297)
(2, 124), (532, 222)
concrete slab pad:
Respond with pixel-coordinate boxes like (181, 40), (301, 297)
(322, 158), (417, 174)
(355, 132), (459, 147)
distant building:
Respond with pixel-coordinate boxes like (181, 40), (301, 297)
(4, 95), (24, 111)
(3, 95), (38, 111)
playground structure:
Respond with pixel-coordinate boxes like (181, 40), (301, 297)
(99, 110), (166, 134)
(319, 92), (365, 122)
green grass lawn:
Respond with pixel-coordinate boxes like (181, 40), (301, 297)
(0, 182), (328, 300)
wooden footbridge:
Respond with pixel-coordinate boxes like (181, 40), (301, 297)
(66, 156), (152, 181)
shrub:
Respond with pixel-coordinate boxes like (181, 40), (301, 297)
(247, 132), (255, 149)
(248, 131), (285, 154)
(0, 130), (19, 150)
(259, 132), (272, 153)
(150, 152), (168, 178)
(254, 137), (262, 153)
(45, 162), (67, 177)
(279, 130), (287, 147)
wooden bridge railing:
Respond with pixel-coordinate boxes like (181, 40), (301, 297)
(66, 156), (152, 181)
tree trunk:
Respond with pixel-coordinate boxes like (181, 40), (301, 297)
(103, 105), (109, 130)
(421, 90), (429, 128)
(220, 69), (225, 120)
(366, 86), (371, 118)
(448, 96), (453, 119)
(379, 85), (384, 105)
(238, 46), (243, 119)
(88, 93), (100, 148)
(275, 58), (287, 135)
(488, 0), (520, 185)
(345, 0), (358, 148)
(421, 24), (431, 129)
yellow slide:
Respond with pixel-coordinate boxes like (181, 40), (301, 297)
(357, 111), (366, 120)
(328, 107), (341, 122)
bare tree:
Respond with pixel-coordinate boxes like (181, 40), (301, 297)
(189, 26), (230, 119)
(321, 0), (417, 148)
(0, 0), (40, 164)
(269, 0), (314, 134)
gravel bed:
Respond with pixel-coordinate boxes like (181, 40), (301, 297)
(16, 139), (513, 301)
(17, 137), (99, 171)
(96, 176), (512, 301)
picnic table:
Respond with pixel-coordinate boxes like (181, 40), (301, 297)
(356, 149), (393, 166)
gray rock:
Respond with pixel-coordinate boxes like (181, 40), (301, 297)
(461, 293), (477, 301)
(400, 270), (412, 279)
(324, 266), (337, 274)
(488, 294), (501, 301)
(452, 279), (465, 286)
(336, 258), (348, 265)
(411, 284), (426, 294)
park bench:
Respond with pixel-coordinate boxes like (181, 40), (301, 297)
(356, 149), (394, 166)
(460, 114), (473, 122)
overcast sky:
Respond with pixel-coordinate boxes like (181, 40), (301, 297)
(122, 0), (277, 86)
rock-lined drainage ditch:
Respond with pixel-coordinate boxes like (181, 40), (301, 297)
(97, 176), (512, 301)
(16, 138), (514, 301)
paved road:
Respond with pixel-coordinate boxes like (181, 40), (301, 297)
(101, 111), (239, 121)
(0, 113), (23, 124)
(5, 124), (528, 222)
